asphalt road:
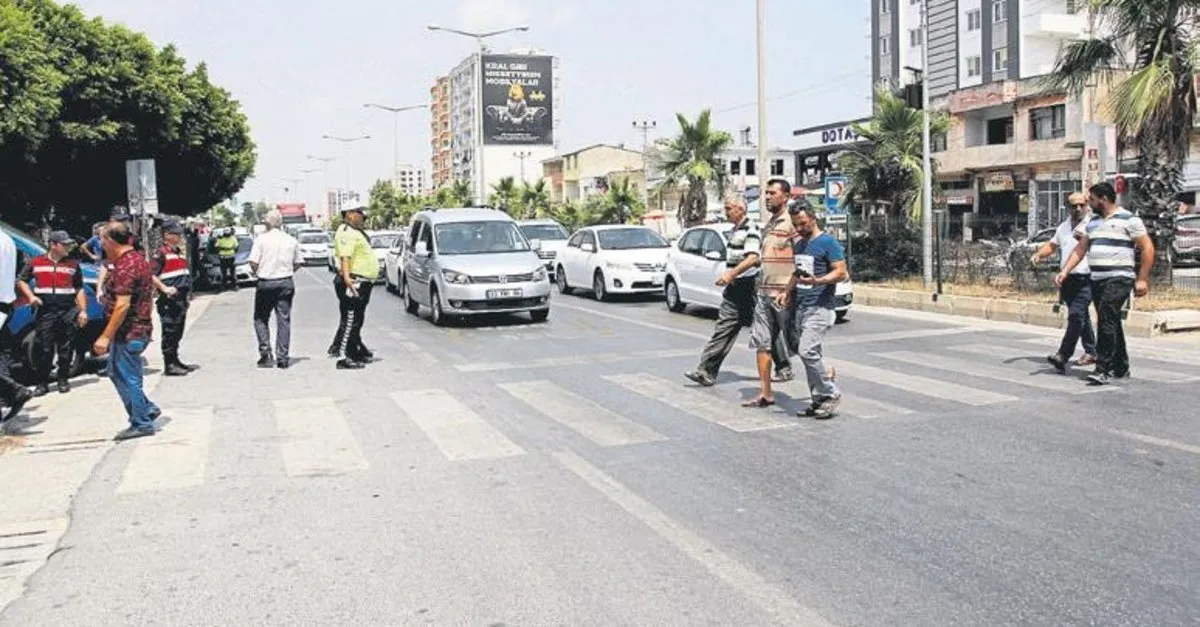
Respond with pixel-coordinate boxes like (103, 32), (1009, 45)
(3, 267), (1197, 626)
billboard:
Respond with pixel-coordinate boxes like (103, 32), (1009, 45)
(480, 54), (553, 145)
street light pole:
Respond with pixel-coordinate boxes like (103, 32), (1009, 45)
(322, 134), (371, 195)
(281, 177), (302, 202)
(632, 120), (657, 208)
(299, 168), (321, 222)
(755, 0), (768, 198)
(920, 0), (934, 286)
(427, 24), (531, 206)
(306, 155), (336, 219)
(363, 103), (428, 184)
(513, 150), (532, 183)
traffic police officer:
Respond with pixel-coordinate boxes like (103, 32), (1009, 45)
(152, 219), (196, 376)
(329, 204), (378, 370)
(16, 231), (88, 396)
(214, 228), (239, 290)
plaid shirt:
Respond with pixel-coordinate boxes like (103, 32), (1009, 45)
(102, 248), (154, 342)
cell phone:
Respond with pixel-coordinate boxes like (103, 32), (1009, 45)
(794, 267), (813, 278)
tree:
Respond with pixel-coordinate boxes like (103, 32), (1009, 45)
(489, 176), (520, 213)
(656, 110), (732, 227)
(598, 177), (644, 224)
(366, 179), (400, 229)
(449, 180), (473, 207)
(520, 180), (551, 218)
(1044, 0), (1195, 281)
(0, 0), (256, 232)
(837, 86), (948, 220)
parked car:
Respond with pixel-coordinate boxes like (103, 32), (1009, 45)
(1, 221), (105, 383)
(1173, 214), (1200, 266)
(1006, 227), (1057, 269)
(663, 222), (854, 322)
(366, 230), (402, 284)
(202, 233), (257, 288)
(383, 233), (408, 294)
(555, 225), (670, 301)
(516, 219), (570, 276)
(297, 231), (332, 266)
(400, 208), (551, 325)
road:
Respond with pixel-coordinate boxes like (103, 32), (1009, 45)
(2, 266), (1197, 626)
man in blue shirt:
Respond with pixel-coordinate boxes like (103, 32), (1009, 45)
(779, 203), (848, 419)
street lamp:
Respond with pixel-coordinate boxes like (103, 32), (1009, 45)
(427, 24), (531, 205)
(363, 103), (428, 184)
(755, 0), (768, 201)
(281, 177), (302, 201)
(919, 0), (934, 286)
(632, 120), (657, 207)
(513, 150), (533, 183)
(306, 155), (336, 218)
(321, 134), (371, 192)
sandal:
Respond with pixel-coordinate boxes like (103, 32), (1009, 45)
(741, 397), (775, 408)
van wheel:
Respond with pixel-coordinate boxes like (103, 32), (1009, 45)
(430, 287), (448, 326)
(404, 279), (419, 315)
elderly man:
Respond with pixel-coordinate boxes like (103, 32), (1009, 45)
(1031, 192), (1096, 372)
(249, 210), (303, 369)
(685, 195), (792, 387)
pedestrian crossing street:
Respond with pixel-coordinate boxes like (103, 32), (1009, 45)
(110, 340), (1200, 495)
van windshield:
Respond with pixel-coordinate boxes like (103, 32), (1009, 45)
(434, 221), (531, 255)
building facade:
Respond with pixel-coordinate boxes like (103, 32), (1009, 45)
(394, 164), (428, 198)
(541, 144), (644, 204)
(429, 76), (452, 189)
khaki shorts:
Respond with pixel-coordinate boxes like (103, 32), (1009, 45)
(748, 292), (792, 353)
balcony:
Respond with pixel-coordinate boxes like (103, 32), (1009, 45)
(938, 140), (1081, 174)
(1023, 12), (1085, 38)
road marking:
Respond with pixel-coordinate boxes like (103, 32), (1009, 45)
(390, 389), (525, 461)
(1108, 429), (1200, 455)
(116, 406), (212, 494)
(554, 451), (834, 626)
(456, 349), (696, 372)
(874, 350), (1114, 394)
(389, 333), (441, 368)
(832, 326), (980, 345)
(498, 380), (667, 447)
(554, 301), (710, 341)
(1018, 337), (1200, 370)
(828, 360), (1017, 406)
(274, 398), (369, 477)
(723, 366), (915, 419)
(955, 343), (1198, 383)
(604, 373), (793, 432)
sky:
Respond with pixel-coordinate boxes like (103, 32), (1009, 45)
(70, 0), (871, 209)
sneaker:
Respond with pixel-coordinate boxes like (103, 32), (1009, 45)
(57, 380), (70, 394)
(800, 396), (829, 417)
(772, 368), (794, 383)
(113, 427), (156, 441)
(257, 354), (274, 368)
(684, 370), (716, 387)
(164, 363), (190, 376)
(1086, 371), (1112, 386)
(1, 388), (34, 424)
(336, 358), (365, 370)
(1047, 354), (1067, 373)
(812, 394), (842, 420)
(276, 358), (291, 370)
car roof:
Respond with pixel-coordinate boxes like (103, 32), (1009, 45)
(516, 219), (563, 226)
(416, 208), (515, 225)
(583, 224), (654, 231)
(687, 222), (735, 231)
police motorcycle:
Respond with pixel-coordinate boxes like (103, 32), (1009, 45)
(1, 221), (106, 384)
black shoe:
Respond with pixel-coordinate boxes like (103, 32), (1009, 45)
(336, 358), (365, 370)
(164, 363), (190, 376)
(57, 380), (71, 394)
(32, 384), (49, 397)
(177, 361), (199, 372)
(684, 370), (716, 387)
(1046, 353), (1067, 374)
(257, 354), (274, 368)
(348, 353), (375, 364)
(113, 427), (156, 441)
(327, 347), (340, 358)
(1087, 371), (1112, 386)
(2, 388), (33, 423)
(1113, 369), (1131, 379)
(276, 358), (290, 369)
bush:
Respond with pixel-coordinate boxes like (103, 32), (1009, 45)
(849, 221), (922, 282)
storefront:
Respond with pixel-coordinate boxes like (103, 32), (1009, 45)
(791, 118), (870, 189)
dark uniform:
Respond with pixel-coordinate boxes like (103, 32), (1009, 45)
(19, 246), (85, 395)
(152, 221), (196, 376)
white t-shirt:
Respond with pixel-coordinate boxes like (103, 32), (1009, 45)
(1055, 218), (1089, 274)
(248, 229), (303, 279)
(0, 230), (17, 305)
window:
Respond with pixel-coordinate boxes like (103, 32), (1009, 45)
(992, 0), (1006, 22)
(966, 8), (981, 30)
(745, 159), (757, 176)
(966, 55), (982, 77)
(909, 28), (923, 47)
(880, 36), (890, 55)
(1030, 104), (1067, 140)
(596, 228), (669, 250)
(880, 0), (889, 14)
(770, 159), (785, 176)
(1034, 180), (1082, 230)
(679, 229), (704, 255)
(986, 117), (1014, 145)
(730, 159), (741, 175)
(700, 231), (727, 258)
(910, 0), (919, 4)
(566, 231), (584, 248)
(931, 133), (948, 153)
(993, 47), (1009, 72)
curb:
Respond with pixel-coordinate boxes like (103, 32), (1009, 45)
(855, 286), (1200, 338)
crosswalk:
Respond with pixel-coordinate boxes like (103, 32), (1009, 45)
(108, 341), (1200, 494)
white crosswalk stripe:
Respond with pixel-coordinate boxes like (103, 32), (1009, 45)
(498, 380), (667, 447)
(828, 360), (1018, 406)
(274, 397), (369, 477)
(117, 406), (213, 494)
(874, 350), (1117, 394)
(1017, 337), (1200, 369)
(603, 373), (794, 432)
(951, 343), (1200, 383)
(390, 389), (526, 461)
(722, 366), (915, 419)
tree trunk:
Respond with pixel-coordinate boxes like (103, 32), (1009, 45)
(1135, 139), (1179, 287)
(680, 181), (707, 227)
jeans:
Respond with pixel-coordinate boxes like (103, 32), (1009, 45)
(796, 306), (839, 399)
(109, 338), (159, 431)
(696, 277), (791, 376)
(1091, 276), (1133, 376)
(1056, 274), (1096, 360)
(254, 278), (295, 359)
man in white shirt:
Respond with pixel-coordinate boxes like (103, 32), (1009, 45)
(248, 210), (304, 369)
(1, 228), (34, 423)
(1031, 192), (1096, 372)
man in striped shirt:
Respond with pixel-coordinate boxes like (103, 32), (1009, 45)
(1057, 182), (1155, 385)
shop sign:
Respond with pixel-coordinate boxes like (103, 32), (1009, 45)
(982, 171), (1015, 192)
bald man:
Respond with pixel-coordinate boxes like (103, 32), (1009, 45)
(1032, 191), (1097, 372)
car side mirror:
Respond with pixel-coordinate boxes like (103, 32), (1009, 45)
(581, 242), (595, 253)
(413, 241), (429, 256)
(529, 238), (543, 251)
(704, 250), (724, 261)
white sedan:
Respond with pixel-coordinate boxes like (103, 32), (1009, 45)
(554, 225), (670, 301)
(664, 223), (854, 322)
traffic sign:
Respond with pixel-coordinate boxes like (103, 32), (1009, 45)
(125, 159), (159, 216)
(824, 175), (847, 216)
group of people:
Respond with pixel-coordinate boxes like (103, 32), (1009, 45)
(686, 178), (847, 419)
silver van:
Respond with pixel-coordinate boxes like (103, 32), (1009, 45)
(400, 208), (552, 325)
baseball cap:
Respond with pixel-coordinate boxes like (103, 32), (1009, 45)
(48, 230), (73, 245)
(162, 219), (184, 234)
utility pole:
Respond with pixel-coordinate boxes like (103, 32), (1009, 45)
(281, 177), (302, 202)
(306, 155), (336, 219)
(920, 0), (934, 286)
(632, 120), (656, 208)
(322, 134), (371, 197)
(513, 150), (533, 183)
(363, 103), (428, 184)
(755, 0), (768, 202)
(299, 168), (322, 222)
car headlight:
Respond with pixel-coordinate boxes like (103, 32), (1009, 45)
(532, 266), (547, 281)
(605, 260), (633, 270)
(442, 269), (471, 284)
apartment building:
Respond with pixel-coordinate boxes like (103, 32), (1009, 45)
(429, 76), (452, 189)
(541, 144), (644, 204)
(394, 164), (428, 198)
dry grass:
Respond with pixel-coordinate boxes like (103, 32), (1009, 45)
(0, 434), (26, 456)
(873, 278), (1200, 312)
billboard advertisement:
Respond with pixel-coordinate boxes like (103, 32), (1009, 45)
(480, 54), (553, 145)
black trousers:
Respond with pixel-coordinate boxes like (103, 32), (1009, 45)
(254, 278), (295, 360)
(1056, 274), (1096, 360)
(156, 290), (190, 362)
(331, 276), (373, 359)
(0, 306), (25, 405)
(219, 257), (236, 287)
(35, 306), (77, 384)
(1091, 276), (1133, 376)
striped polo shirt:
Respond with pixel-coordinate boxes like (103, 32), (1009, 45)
(1074, 207), (1147, 280)
(725, 218), (762, 278)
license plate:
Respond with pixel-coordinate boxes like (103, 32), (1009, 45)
(486, 289), (522, 299)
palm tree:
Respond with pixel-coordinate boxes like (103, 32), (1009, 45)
(520, 180), (551, 218)
(1044, 0), (1195, 280)
(449, 180), (473, 207)
(657, 110), (733, 227)
(489, 176), (519, 214)
(600, 177), (643, 224)
(837, 86), (948, 220)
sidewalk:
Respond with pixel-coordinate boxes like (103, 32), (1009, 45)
(0, 295), (214, 613)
